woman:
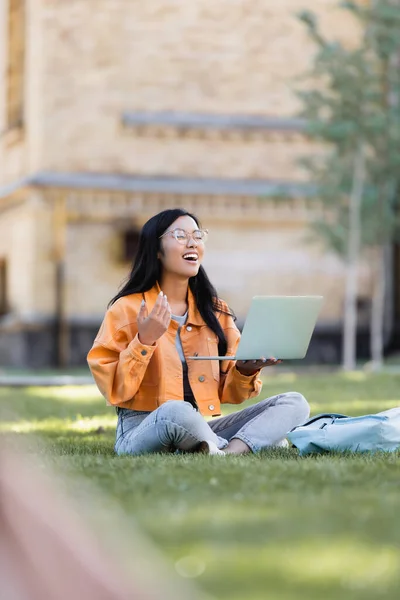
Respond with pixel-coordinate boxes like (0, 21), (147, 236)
(87, 209), (309, 456)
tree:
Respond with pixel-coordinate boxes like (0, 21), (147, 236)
(298, 1), (400, 370)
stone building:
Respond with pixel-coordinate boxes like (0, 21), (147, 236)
(0, 0), (398, 367)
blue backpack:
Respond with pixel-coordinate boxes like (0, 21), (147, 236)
(287, 407), (400, 455)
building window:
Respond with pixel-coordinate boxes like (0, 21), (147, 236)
(123, 229), (140, 262)
(6, 0), (26, 129)
(0, 259), (8, 316)
(395, 244), (400, 321)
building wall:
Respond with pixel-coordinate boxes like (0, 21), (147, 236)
(0, 0), (360, 181)
(0, 190), (375, 367)
(0, 0), (364, 184)
(0, 192), (374, 325)
(0, 0), (45, 186)
(0, 193), (55, 319)
(0, 1), (374, 367)
(65, 220), (129, 319)
(63, 194), (373, 326)
(0, 199), (36, 317)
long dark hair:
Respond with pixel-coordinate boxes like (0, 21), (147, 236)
(109, 208), (234, 356)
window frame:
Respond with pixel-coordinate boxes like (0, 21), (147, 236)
(5, 0), (26, 132)
(0, 258), (9, 316)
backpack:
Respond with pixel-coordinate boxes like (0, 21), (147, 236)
(287, 407), (400, 456)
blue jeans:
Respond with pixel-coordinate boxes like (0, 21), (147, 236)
(114, 392), (310, 455)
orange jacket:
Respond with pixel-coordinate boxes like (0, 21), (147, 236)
(87, 283), (262, 417)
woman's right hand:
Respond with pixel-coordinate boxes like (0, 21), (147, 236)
(137, 292), (171, 346)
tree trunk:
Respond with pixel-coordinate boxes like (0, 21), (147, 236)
(342, 143), (366, 371)
(370, 245), (386, 370)
(53, 194), (69, 368)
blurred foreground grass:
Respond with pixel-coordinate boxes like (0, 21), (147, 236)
(1, 372), (400, 600)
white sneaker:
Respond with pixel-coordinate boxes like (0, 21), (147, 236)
(197, 440), (226, 455)
(275, 438), (289, 448)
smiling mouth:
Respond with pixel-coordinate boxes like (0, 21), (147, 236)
(182, 253), (199, 262)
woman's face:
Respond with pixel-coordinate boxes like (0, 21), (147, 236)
(158, 215), (205, 279)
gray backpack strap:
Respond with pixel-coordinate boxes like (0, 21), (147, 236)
(291, 413), (348, 432)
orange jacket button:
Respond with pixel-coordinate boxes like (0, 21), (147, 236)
(198, 375), (205, 382)
(209, 404), (215, 410)
(141, 350), (147, 356)
(187, 326), (192, 332)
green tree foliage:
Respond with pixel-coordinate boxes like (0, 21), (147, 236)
(298, 1), (400, 368)
(299, 2), (400, 251)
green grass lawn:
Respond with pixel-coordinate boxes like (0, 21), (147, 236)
(1, 371), (400, 600)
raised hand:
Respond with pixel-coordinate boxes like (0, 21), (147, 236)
(236, 357), (281, 376)
(137, 292), (172, 346)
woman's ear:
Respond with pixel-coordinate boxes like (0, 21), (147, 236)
(157, 245), (164, 261)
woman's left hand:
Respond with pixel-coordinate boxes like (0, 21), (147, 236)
(236, 357), (281, 376)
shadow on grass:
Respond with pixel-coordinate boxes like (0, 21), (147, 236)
(0, 385), (109, 421)
(0, 429), (116, 456)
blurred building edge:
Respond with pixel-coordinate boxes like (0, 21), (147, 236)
(0, 0), (399, 368)
(0, 442), (209, 600)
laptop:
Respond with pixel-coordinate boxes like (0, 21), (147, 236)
(188, 295), (323, 361)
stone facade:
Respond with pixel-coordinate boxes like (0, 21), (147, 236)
(1, 0), (362, 183)
(0, 0), (393, 367)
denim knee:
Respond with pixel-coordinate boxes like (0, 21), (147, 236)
(285, 391), (310, 422)
(155, 400), (196, 424)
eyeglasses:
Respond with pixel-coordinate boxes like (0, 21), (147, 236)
(159, 228), (209, 245)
